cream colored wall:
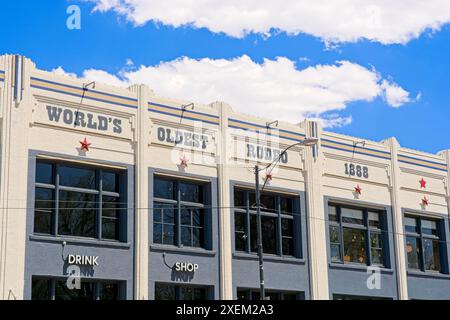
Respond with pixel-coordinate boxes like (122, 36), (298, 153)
(0, 54), (448, 300)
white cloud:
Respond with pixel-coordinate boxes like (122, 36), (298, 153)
(57, 55), (410, 127)
(51, 67), (77, 78)
(381, 79), (411, 107)
(88, 0), (450, 44)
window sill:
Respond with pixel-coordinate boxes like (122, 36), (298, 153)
(407, 270), (450, 280)
(150, 244), (216, 257)
(329, 262), (393, 274)
(232, 252), (305, 265)
(29, 235), (131, 249)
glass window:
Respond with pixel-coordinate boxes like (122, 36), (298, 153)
(237, 289), (303, 301)
(343, 228), (366, 264)
(329, 205), (387, 267)
(58, 191), (96, 238)
(34, 160), (125, 241)
(341, 208), (364, 225)
(32, 278), (121, 300)
(34, 188), (53, 235)
(155, 283), (209, 300)
(405, 236), (420, 269)
(36, 162), (53, 184)
(153, 178), (208, 249)
(32, 279), (49, 300)
(405, 215), (444, 273)
(59, 165), (96, 189)
(154, 178), (175, 200)
(234, 189), (298, 257)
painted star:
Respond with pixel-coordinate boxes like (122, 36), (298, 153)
(79, 138), (91, 152)
(421, 196), (429, 206)
(180, 155), (189, 168)
(419, 178), (427, 189)
(354, 185), (362, 195)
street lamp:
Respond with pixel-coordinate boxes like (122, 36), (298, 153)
(254, 137), (318, 300)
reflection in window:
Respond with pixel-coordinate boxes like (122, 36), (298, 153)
(234, 189), (298, 257)
(155, 283), (209, 300)
(34, 160), (125, 241)
(153, 177), (208, 249)
(405, 215), (443, 273)
(328, 204), (387, 267)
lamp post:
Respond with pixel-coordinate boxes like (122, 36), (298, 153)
(254, 138), (319, 300)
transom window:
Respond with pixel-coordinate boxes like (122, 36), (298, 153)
(153, 177), (208, 249)
(405, 215), (444, 272)
(328, 204), (387, 267)
(233, 188), (298, 257)
(34, 160), (126, 241)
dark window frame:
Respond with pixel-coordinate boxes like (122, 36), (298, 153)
(404, 214), (445, 273)
(153, 176), (210, 249)
(34, 160), (126, 242)
(154, 283), (211, 300)
(233, 188), (299, 258)
(328, 203), (388, 267)
(236, 288), (304, 300)
(31, 276), (123, 300)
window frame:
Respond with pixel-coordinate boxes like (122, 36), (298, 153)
(233, 188), (299, 258)
(236, 288), (304, 300)
(154, 283), (211, 300)
(404, 214), (444, 273)
(153, 176), (209, 249)
(33, 160), (126, 242)
(328, 203), (388, 267)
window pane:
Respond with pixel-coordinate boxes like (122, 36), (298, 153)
(193, 288), (207, 300)
(328, 205), (338, 222)
(180, 182), (203, 203)
(32, 279), (49, 300)
(154, 203), (175, 224)
(36, 162), (53, 185)
(192, 209), (203, 227)
(237, 290), (248, 300)
(262, 216), (277, 254)
(155, 284), (176, 300)
(368, 212), (380, 228)
(235, 232), (247, 251)
(34, 188), (53, 234)
(192, 227), (203, 248)
(422, 220), (438, 236)
(181, 208), (191, 225)
(249, 192), (256, 209)
(59, 165), (96, 189)
(329, 226), (341, 262)
(55, 281), (95, 300)
(99, 283), (119, 300)
(153, 223), (162, 244)
(102, 218), (119, 241)
(343, 228), (366, 264)
(281, 219), (293, 237)
(260, 194), (276, 213)
(404, 217), (418, 233)
(102, 196), (120, 218)
(181, 226), (192, 247)
(341, 208), (364, 225)
(405, 236), (420, 269)
(280, 197), (294, 214)
(162, 224), (175, 245)
(370, 232), (384, 266)
(58, 191), (96, 238)
(102, 171), (120, 193)
(154, 178), (175, 200)
(234, 190), (245, 208)
(282, 237), (294, 256)
(235, 213), (245, 232)
(423, 238), (441, 271)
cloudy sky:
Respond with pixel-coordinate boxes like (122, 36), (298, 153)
(1, 1), (450, 153)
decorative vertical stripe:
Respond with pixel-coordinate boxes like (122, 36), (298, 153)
(0, 70), (5, 82)
(13, 55), (19, 101)
(311, 121), (318, 159)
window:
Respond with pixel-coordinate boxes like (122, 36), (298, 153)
(34, 160), (126, 241)
(237, 289), (304, 300)
(328, 204), (387, 267)
(405, 215), (444, 272)
(233, 189), (298, 257)
(153, 177), (209, 249)
(155, 283), (210, 300)
(333, 294), (392, 300)
(31, 277), (122, 300)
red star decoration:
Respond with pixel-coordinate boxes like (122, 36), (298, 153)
(354, 185), (362, 195)
(419, 178), (427, 189)
(180, 155), (189, 168)
(266, 171), (273, 181)
(79, 138), (91, 152)
(421, 196), (429, 206)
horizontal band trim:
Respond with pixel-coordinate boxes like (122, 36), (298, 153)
(322, 138), (391, 159)
(30, 77), (138, 109)
(398, 154), (447, 171)
(149, 108), (219, 126)
(148, 102), (219, 125)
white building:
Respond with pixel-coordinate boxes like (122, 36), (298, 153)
(0, 54), (449, 300)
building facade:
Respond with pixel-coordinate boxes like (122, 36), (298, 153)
(0, 54), (449, 300)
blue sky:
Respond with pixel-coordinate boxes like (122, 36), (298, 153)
(1, 1), (449, 154)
